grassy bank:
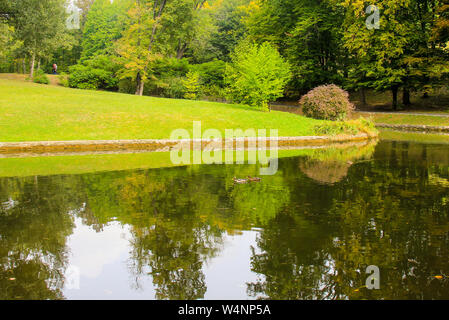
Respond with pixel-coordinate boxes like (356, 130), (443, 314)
(0, 76), (375, 142)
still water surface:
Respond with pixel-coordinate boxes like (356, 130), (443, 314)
(1, 140), (449, 299)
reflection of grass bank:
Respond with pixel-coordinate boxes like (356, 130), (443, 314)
(304, 142), (376, 162)
(299, 142), (376, 184)
(0, 141), (378, 178)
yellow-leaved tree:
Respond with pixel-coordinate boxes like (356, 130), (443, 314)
(116, 0), (168, 95)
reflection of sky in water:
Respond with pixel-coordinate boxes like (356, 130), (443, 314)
(63, 218), (258, 300)
(2, 140), (449, 300)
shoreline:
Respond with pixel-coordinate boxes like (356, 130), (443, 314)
(0, 133), (376, 156)
(375, 123), (449, 133)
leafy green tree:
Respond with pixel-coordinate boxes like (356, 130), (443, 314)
(341, 0), (449, 109)
(245, 0), (346, 95)
(225, 41), (291, 110)
(203, 0), (250, 62)
(116, 0), (171, 95)
(8, 0), (71, 78)
(81, 0), (130, 61)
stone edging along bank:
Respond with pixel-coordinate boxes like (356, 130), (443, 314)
(376, 123), (449, 133)
(0, 133), (376, 155)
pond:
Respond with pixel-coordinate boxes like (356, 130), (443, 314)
(1, 138), (449, 300)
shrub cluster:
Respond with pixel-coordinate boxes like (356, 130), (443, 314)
(58, 73), (69, 87)
(300, 84), (355, 121)
(33, 69), (49, 85)
(68, 55), (120, 90)
(68, 64), (118, 90)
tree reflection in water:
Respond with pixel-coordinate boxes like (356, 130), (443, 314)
(1, 140), (449, 299)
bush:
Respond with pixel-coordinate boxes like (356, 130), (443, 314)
(189, 60), (226, 88)
(58, 72), (69, 87)
(67, 55), (120, 91)
(33, 69), (49, 85)
(182, 71), (201, 100)
(199, 85), (226, 101)
(147, 76), (186, 98)
(127, 57), (190, 98)
(300, 84), (355, 121)
(225, 41), (291, 111)
(68, 64), (118, 90)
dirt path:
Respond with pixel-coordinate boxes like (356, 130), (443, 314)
(0, 73), (60, 86)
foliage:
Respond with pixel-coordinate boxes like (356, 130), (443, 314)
(182, 71), (201, 100)
(314, 118), (378, 137)
(67, 54), (121, 90)
(58, 73), (69, 87)
(0, 22), (19, 73)
(150, 76), (186, 99)
(142, 57), (190, 98)
(202, 0), (251, 62)
(80, 0), (130, 61)
(300, 84), (355, 121)
(225, 41), (291, 110)
(32, 69), (49, 85)
(68, 65), (118, 91)
(340, 0), (449, 108)
(189, 59), (226, 88)
(244, 0), (346, 95)
(7, 0), (73, 77)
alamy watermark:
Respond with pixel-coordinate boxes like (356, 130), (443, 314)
(169, 121), (279, 175)
(366, 265), (380, 289)
(66, 2), (80, 30)
(366, 5), (380, 30)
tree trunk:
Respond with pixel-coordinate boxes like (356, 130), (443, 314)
(29, 52), (36, 79)
(37, 58), (41, 71)
(22, 58), (26, 74)
(176, 42), (187, 59)
(402, 88), (411, 106)
(135, 72), (141, 95)
(139, 81), (144, 96)
(392, 86), (399, 111)
(135, 72), (144, 96)
(359, 88), (367, 106)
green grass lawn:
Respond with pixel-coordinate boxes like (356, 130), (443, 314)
(0, 77), (330, 142)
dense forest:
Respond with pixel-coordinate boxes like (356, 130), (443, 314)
(1, 0), (449, 108)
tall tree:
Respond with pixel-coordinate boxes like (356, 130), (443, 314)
(341, 0), (449, 109)
(8, 0), (70, 78)
(80, 0), (130, 61)
(117, 0), (169, 96)
(245, 0), (346, 95)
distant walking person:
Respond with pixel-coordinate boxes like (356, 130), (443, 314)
(52, 63), (58, 74)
